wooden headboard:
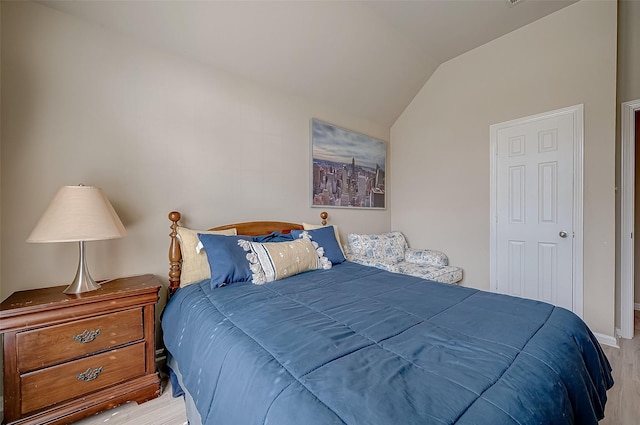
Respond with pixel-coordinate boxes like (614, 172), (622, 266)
(168, 211), (328, 296)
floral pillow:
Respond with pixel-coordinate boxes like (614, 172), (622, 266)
(404, 248), (449, 267)
(347, 231), (408, 263)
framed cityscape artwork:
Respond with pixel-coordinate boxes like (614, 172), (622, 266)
(311, 118), (386, 209)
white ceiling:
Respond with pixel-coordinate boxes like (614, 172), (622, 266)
(38, 0), (576, 127)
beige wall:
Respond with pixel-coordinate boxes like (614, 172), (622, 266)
(391, 1), (617, 337)
(0, 1), (390, 302)
(618, 0), (640, 105)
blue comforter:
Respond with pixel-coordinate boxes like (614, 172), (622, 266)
(162, 262), (613, 425)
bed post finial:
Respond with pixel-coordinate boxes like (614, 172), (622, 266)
(168, 211), (182, 297)
(320, 211), (328, 226)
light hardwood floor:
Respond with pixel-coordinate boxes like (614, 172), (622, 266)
(74, 374), (188, 425)
(599, 311), (640, 424)
(78, 318), (640, 425)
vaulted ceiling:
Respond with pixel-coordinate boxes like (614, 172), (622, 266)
(38, 0), (576, 127)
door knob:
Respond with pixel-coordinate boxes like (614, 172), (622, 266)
(559, 231), (568, 238)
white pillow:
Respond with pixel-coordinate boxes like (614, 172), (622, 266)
(176, 226), (237, 287)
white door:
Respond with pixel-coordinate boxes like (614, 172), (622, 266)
(490, 106), (583, 314)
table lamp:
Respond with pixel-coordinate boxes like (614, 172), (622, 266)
(27, 185), (127, 294)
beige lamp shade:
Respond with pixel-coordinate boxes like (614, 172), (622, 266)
(27, 185), (127, 243)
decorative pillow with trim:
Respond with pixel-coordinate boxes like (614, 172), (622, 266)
(238, 237), (331, 284)
(347, 231), (408, 264)
(302, 223), (346, 257)
(177, 226), (237, 287)
(197, 233), (253, 288)
(291, 227), (346, 264)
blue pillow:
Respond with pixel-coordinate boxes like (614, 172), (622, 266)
(197, 234), (253, 287)
(252, 232), (295, 243)
(291, 226), (345, 264)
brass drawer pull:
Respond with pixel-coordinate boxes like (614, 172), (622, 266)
(77, 366), (103, 382)
(73, 329), (101, 343)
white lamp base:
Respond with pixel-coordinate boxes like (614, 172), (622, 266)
(64, 241), (101, 294)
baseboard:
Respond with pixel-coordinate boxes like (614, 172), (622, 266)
(596, 332), (619, 348)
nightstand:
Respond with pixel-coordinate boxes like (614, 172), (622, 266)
(0, 274), (162, 425)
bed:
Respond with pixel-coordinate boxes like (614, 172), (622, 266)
(161, 211), (614, 425)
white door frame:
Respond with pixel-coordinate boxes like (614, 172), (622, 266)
(490, 104), (584, 318)
(620, 99), (640, 339)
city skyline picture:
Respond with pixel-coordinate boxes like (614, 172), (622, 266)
(311, 118), (386, 209)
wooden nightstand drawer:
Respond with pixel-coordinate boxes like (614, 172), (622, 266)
(16, 308), (143, 372)
(1, 274), (161, 425)
(20, 342), (146, 415)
